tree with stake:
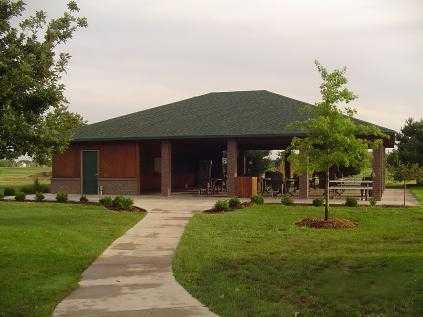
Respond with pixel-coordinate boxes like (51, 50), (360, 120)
(0, 1), (87, 164)
(289, 61), (384, 221)
(387, 151), (423, 207)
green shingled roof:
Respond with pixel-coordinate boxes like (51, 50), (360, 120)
(73, 90), (394, 141)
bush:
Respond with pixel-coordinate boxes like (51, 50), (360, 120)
(250, 195), (264, 205)
(3, 187), (15, 196)
(312, 198), (324, 207)
(369, 197), (377, 207)
(99, 196), (113, 208)
(56, 191), (68, 203)
(80, 195), (89, 203)
(35, 192), (45, 202)
(281, 194), (294, 206)
(214, 200), (229, 212)
(21, 184), (35, 194)
(15, 192), (26, 201)
(112, 196), (133, 210)
(345, 197), (358, 207)
(228, 197), (241, 209)
(21, 179), (49, 194)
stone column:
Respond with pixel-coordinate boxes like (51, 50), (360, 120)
(161, 141), (172, 196)
(372, 144), (385, 201)
(227, 139), (238, 196)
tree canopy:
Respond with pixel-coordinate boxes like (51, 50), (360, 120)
(396, 118), (423, 167)
(0, 0), (87, 164)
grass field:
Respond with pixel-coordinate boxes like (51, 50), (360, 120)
(0, 201), (144, 317)
(412, 186), (423, 204)
(173, 203), (423, 316)
(0, 166), (51, 193)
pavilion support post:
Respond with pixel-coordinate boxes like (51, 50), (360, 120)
(372, 144), (385, 201)
(227, 139), (238, 196)
(161, 141), (172, 196)
(298, 152), (309, 199)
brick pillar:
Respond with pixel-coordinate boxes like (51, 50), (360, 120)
(161, 141), (172, 196)
(372, 144), (385, 201)
(298, 152), (309, 199)
(227, 139), (238, 196)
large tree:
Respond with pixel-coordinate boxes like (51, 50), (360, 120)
(396, 118), (423, 184)
(0, 0), (87, 164)
(289, 61), (384, 220)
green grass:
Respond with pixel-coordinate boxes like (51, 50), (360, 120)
(0, 202), (144, 317)
(412, 186), (423, 204)
(173, 205), (423, 316)
(0, 166), (51, 194)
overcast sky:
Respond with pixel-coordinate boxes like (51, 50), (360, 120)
(29, 0), (422, 131)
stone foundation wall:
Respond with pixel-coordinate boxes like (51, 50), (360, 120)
(51, 178), (81, 194)
(98, 178), (138, 195)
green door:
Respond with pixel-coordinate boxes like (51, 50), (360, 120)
(82, 151), (98, 194)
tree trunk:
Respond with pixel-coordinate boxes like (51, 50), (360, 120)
(403, 180), (406, 207)
(325, 168), (330, 220)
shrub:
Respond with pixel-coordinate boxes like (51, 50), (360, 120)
(21, 184), (35, 194)
(15, 192), (26, 201)
(369, 197), (377, 207)
(228, 197), (241, 209)
(56, 191), (68, 203)
(312, 198), (324, 207)
(281, 194), (294, 206)
(80, 195), (89, 203)
(112, 196), (133, 210)
(35, 192), (45, 202)
(3, 187), (15, 196)
(21, 179), (49, 194)
(214, 200), (229, 212)
(345, 197), (358, 207)
(99, 196), (113, 208)
(250, 195), (264, 205)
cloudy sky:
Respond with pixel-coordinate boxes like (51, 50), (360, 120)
(29, 0), (422, 130)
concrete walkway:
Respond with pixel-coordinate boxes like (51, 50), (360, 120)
(53, 196), (221, 317)
(263, 188), (420, 207)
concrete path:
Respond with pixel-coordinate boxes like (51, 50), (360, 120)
(264, 188), (420, 207)
(53, 196), (221, 317)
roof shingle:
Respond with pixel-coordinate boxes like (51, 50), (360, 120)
(73, 90), (394, 141)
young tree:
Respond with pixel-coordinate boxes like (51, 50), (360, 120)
(0, 1), (87, 164)
(289, 61), (384, 220)
(387, 151), (423, 206)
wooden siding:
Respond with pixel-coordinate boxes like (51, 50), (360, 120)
(52, 144), (81, 178)
(99, 143), (138, 178)
(52, 142), (140, 183)
(235, 176), (257, 198)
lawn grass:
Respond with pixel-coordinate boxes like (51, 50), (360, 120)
(0, 201), (144, 317)
(173, 204), (423, 316)
(0, 166), (51, 194)
(411, 186), (423, 204)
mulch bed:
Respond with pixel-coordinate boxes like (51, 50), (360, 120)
(295, 217), (357, 229)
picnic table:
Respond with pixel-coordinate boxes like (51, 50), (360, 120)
(329, 179), (373, 200)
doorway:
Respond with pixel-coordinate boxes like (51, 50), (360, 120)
(82, 150), (98, 194)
